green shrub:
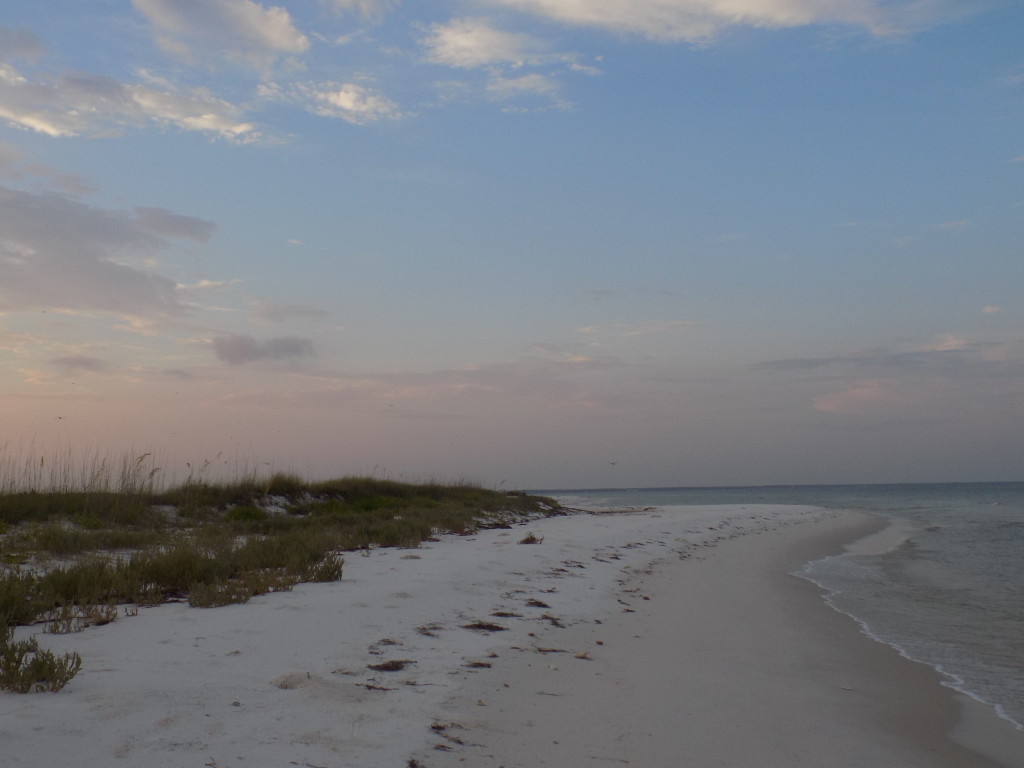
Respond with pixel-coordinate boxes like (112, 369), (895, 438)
(224, 505), (268, 525)
(0, 626), (82, 693)
(43, 603), (118, 634)
(304, 553), (344, 583)
(187, 580), (254, 608)
(263, 473), (306, 496)
(0, 571), (40, 627)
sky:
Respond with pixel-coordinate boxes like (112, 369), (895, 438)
(1, 0), (1022, 490)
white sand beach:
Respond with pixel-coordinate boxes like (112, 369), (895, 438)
(3, 505), (1021, 767)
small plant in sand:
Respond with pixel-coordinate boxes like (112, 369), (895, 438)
(43, 602), (119, 634)
(0, 624), (82, 693)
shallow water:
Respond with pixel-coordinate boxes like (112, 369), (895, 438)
(544, 482), (1024, 730)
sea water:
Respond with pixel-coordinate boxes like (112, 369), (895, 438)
(542, 483), (1024, 730)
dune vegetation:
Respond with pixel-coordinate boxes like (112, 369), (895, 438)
(0, 450), (559, 692)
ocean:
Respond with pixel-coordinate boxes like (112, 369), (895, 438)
(541, 482), (1024, 731)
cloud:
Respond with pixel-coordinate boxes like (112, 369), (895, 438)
(752, 339), (1006, 374)
(131, 0), (309, 73)
(0, 185), (206, 317)
(322, 0), (400, 20)
(423, 18), (553, 69)
(218, 354), (623, 411)
(982, 306), (1002, 315)
(420, 17), (596, 109)
(0, 140), (96, 195)
(0, 46), (257, 140)
(250, 300), (330, 324)
(284, 81), (402, 124)
(486, 73), (572, 111)
(812, 379), (902, 414)
(487, 73), (562, 99)
(578, 320), (698, 338)
(212, 333), (316, 365)
(133, 207), (217, 242)
(480, 0), (965, 42)
(756, 339), (1024, 421)
(127, 81), (258, 139)
(919, 334), (969, 352)
(0, 27), (45, 60)
(162, 368), (196, 379)
(49, 356), (110, 374)
(178, 278), (242, 291)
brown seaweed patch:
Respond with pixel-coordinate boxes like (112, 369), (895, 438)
(367, 659), (416, 672)
(462, 621), (508, 633)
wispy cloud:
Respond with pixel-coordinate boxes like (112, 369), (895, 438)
(0, 27), (45, 60)
(919, 334), (969, 352)
(259, 77), (402, 124)
(318, 0), (968, 42)
(287, 81), (403, 124)
(321, 0), (400, 21)
(49, 355), (110, 374)
(487, 73), (561, 98)
(812, 379), (903, 414)
(578, 320), (697, 338)
(423, 18), (553, 69)
(752, 334), (1016, 373)
(0, 140), (95, 195)
(756, 338), (1024, 421)
(211, 333), (316, 365)
(178, 278), (242, 291)
(0, 44), (257, 140)
(480, 0), (970, 41)
(421, 17), (592, 109)
(217, 354), (624, 412)
(133, 207), (216, 242)
(131, 0), (309, 74)
(250, 300), (330, 324)
(0, 185), (212, 318)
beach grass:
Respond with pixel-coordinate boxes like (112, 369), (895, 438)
(0, 450), (559, 692)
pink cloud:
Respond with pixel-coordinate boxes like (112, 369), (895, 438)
(812, 379), (903, 415)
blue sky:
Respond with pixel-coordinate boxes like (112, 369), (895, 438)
(1, 0), (1021, 489)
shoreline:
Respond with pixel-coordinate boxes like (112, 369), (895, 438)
(3, 505), (1021, 767)
(420, 509), (1024, 767)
